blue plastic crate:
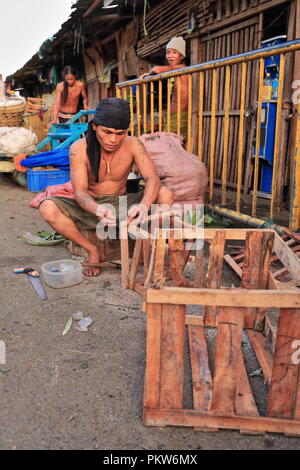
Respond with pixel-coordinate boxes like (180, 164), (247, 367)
(27, 168), (70, 192)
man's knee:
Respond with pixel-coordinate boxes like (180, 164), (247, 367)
(157, 185), (174, 206)
(39, 200), (60, 223)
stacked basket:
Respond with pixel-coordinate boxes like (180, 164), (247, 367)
(0, 98), (26, 127)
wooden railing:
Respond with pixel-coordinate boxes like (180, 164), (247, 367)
(116, 39), (300, 230)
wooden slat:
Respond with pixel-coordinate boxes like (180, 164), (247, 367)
(268, 308), (300, 418)
(246, 329), (273, 385)
(144, 408), (300, 435)
(120, 221), (129, 288)
(263, 314), (277, 355)
(224, 254), (243, 277)
(159, 304), (186, 409)
(204, 231), (226, 326)
(153, 233), (167, 287)
(128, 238), (143, 289)
(146, 287), (300, 309)
(144, 303), (162, 409)
(235, 352), (259, 417)
(188, 325), (212, 411)
(194, 246), (205, 287)
(143, 238), (151, 280)
(168, 232), (193, 287)
(241, 230), (274, 328)
(144, 238), (156, 288)
(211, 307), (245, 414)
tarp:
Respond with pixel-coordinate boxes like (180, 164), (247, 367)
(21, 149), (70, 170)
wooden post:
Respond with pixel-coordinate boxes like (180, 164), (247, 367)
(190, 37), (202, 154)
(268, 308), (300, 418)
(144, 303), (162, 409)
(159, 304), (186, 409)
(289, 0), (300, 230)
(204, 230), (226, 326)
(211, 306), (245, 415)
(188, 325), (212, 411)
(241, 230), (274, 329)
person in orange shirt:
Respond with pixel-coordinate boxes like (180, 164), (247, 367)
(52, 65), (89, 124)
(139, 37), (189, 142)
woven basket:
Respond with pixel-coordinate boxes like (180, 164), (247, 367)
(0, 100), (26, 127)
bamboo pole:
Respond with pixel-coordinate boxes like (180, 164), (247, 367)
(116, 87), (121, 98)
(150, 81), (155, 133)
(187, 74), (193, 152)
(252, 58), (264, 216)
(209, 69), (217, 201)
(222, 65), (231, 205)
(159, 79), (163, 132)
(198, 71), (204, 160)
(236, 62), (247, 212)
(289, 107), (300, 230)
(177, 77), (181, 137)
(167, 78), (171, 132)
(143, 83), (147, 133)
(136, 84), (141, 137)
(129, 86), (134, 136)
(270, 54), (286, 219)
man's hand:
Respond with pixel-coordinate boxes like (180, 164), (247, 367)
(96, 204), (117, 226)
(138, 72), (150, 80)
(127, 203), (148, 225)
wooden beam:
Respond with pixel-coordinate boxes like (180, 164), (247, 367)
(241, 231), (274, 328)
(188, 325), (212, 411)
(268, 308), (300, 418)
(159, 304), (185, 409)
(235, 352), (259, 417)
(204, 231), (226, 326)
(144, 409), (300, 435)
(83, 0), (102, 18)
(246, 329), (273, 385)
(211, 307), (244, 414)
(146, 288), (300, 308)
(144, 303), (162, 409)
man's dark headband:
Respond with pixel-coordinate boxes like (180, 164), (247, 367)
(93, 98), (130, 130)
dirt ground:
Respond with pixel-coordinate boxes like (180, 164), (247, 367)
(0, 175), (299, 450)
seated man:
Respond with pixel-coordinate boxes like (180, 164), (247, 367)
(39, 98), (173, 276)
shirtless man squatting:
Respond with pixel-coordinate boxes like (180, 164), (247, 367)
(39, 98), (173, 276)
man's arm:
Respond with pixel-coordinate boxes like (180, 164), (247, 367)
(52, 84), (62, 124)
(81, 84), (89, 110)
(127, 138), (161, 224)
(70, 142), (116, 226)
(132, 139), (160, 209)
(139, 64), (185, 80)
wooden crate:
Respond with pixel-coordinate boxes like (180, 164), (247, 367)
(142, 228), (300, 435)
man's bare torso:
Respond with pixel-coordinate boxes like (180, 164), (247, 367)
(71, 137), (135, 197)
(171, 75), (189, 113)
(58, 80), (84, 114)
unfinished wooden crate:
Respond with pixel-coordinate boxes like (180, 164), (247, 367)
(140, 228), (300, 435)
